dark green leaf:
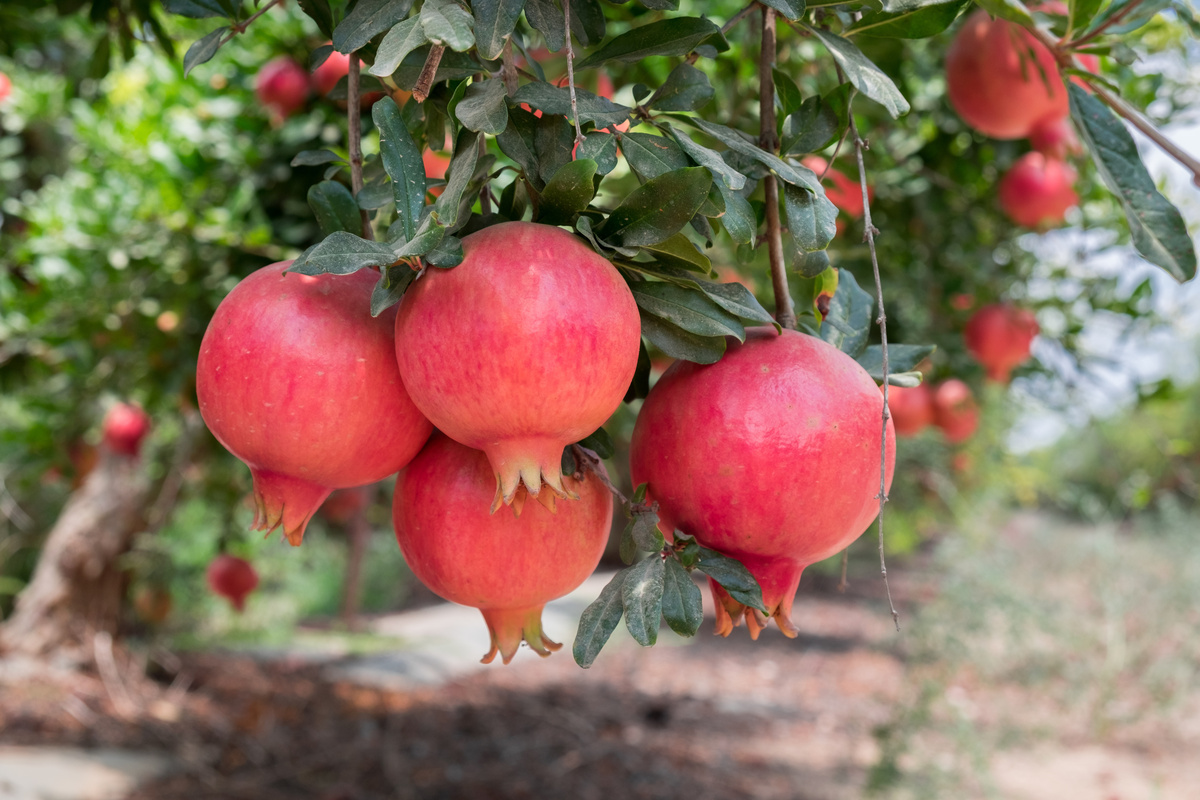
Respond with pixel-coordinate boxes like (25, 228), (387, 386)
(524, 0), (565, 51)
(684, 118), (819, 190)
(374, 97), (426, 241)
(632, 483), (648, 505)
(394, 213), (448, 257)
(699, 281), (779, 329)
(183, 26), (226, 77)
(370, 264), (419, 316)
(561, 444), (578, 480)
(574, 570), (626, 668)
(289, 231), (398, 276)
(292, 150), (346, 167)
(473, 0), (526, 60)
(820, 269), (874, 357)
(539, 159), (598, 225)
(1070, 85), (1197, 281)
(569, 0), (607, 46)
(431, 130), (482, 229)
(358, 180), (394, 210)
(773, 68), (804, 120)
(577, 427), (614, 459)
(334, 0), (416, 53)
(308, 181), (363, 237)
(576, 215), (639, 258)
(499, 175), (529, 220)
(456, 78), (509, 134)
(532, 113), (577, 188)
(661, 557), (703, 637)
(296, 0), (336, 37)
(856, 344), (936, 381)
(715, 182), (755, 244)
(599, 167), (713, 247)
(310, 43), (335, 71)
(496, 106), (543, 188)
(1085, 0), (1169, 34)
(621, 555), (665, 647)
(389, 46), (481, 88)
(794, 248), (831, 278)
(369, 18), (428, 76)
(641, 233), (712, 274)
(695, 547), (767, 614)
(618, 259), (705, 291)
(619, 510), (664, 564)
(847, 0), (970, 38)
(782, 93), (845, 155)
(421, 0), (476, 51)
(631, 282), (744, 339)
(652, 63), (715, 112)
(639, 312), (726, 364)
(974, 0), (1034, 25)
(163, 0), (228, 19)
(668, 125), (748, 191)
(510, 82), (632, 129)
(807, 28), (910, 117)
(784, 182), (838, 253)
(639, 0), (680, 8)
(424, 234), (464, 267)
(760, 0), (806, 17)
(624, 339), (652, 402)
(622, 132), (689, 180)
(578, 132), (618, 174)
(576, 17), (724, 68)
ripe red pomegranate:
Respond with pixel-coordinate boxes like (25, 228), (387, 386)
(964, 303), (1040, 382)
(102, 402), (151, 457)
(394, 222), (640, 511)
(630, 328), (895, 639)
(255, 57), (310, 121)
(393, 434), (612, 664)
(801, 156), (871, 219)
(0, 72), (11, 103)
(206, 554), (259, 612)
(886, 383), (935, 437)
(998, 152), (1079, 228)
(1029, 116), (1082, 160)
(933, 379), (980, 444)
(197, 263), (432, 545)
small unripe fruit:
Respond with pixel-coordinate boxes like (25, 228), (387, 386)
(206, 555), (259, 612)
(933, 380), (980, 444)
(102, 403), (151, 457)
(964, 303), (1039, 382)
(998, 153), (1079, 228)
(255, 57), (310, 121)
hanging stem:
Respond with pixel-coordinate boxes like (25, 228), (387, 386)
(347, 54), (373, 240)
(413, 45), (445, 102)
(758, 6), (794, 329)
(563, 0), (585, 151)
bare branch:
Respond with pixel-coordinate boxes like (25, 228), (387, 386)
(759, 6), (794, 330)
(413, 45), (445, 103)
(221, 0), (282, 44)
(347, 54), (373, 240)
(564, 0), (585, 152)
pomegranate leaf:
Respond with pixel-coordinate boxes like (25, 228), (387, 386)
(431, 130), (481, 229)
(640, 233), (712, 274)
(651, 63), (715, 112)
(307, 181), (363, 237)
(694, 547), (767, 614)
(388, 46), (480, 88)
(622, 555), (665, 646)
(575, 17), (724, 68)
(714, 182), (756, 244)
(806, 28), (910, 118)
(631, 283), (744, 340)
(782, 87), (850, 156)
(638, 312), (726, 365)
(698, 281), (780, 331)
(783, 182), (838, 253)
(772, 68), (805, 121)
(288, 231), (397, 276)
(334, 0), (416, 55)
(455, 78), (509, 135)
(666, 125), (748, 191)
(577, 427), (614, 459)
(292, 149), (346, 167)
(296, 0), (335, 38)
(420, 0), (475, 52)
(632, 483), (649, 505)
(510, 82), (633, 130)
(569, 0), (607, 46)
(373, 96), (426, 241)
(820, 269), (875, 358)
(622, 131), (689, 181)
(760, 0), (806, 18)
(620, 511), (664, 564)
(163, 0), (233, 20)
(624, 341), (652, 402)
(661, 557), (704, 637)
(846, 0), (971, 39)
(577, 132), (618, 175)
(856, 343), (936, 382)
(524, 0), (565, 52)
(599, 166), (712, 247)
(573, 570), (626, 668)
(423, 234), (463, 267)
(473, 0), (526, 61)
(369, 18), (428, 78)
(538, 159), (599, 225)
(973, 0), (1034, 27)
(182, 26), (227, 77)
(369, 265), (418, 317)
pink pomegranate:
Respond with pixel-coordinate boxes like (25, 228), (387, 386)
(630, 328), (895, 639)
(1029, 116), (1082, 160)
(103, 402), (151, 457)
(0, 72), (11, 103)
(255, 57), (310, 121)
(802, 156), (871, 220)
(964, 303), (1040, 382)
(207, 554), (259, 612)
(886, 383), (935, 437)
(999, 152), (1079, 228)
(197, 263), (432, 546)
(394, 221), (640, 512)
(933, 379), (980, 443)
(393, 434), (612, 663)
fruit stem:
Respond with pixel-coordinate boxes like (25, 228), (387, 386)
(347, 53), (373, 241)
(759, 5), (795, 330)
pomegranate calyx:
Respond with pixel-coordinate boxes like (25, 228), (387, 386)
(708, 559), (804, 640)
(249, 468), (333, 546)
(479, 606), (562, 664)
(486, 438), (580, 514)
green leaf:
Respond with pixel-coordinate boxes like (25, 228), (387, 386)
(183, 26), (227, 77)
(292, 150), (347, 167)
(699, 281), (779, 329)
(456, 78), (509, 134)
(632, 483), (648, 505)
(430, 130), (482, 229)
(334, 0), (416, 54)
(510, 82), (632, 130)
(578, 132), (618, 174)
(296, 0), (336, 37)
(421, 0), (476, 51)
(309, 43), (335, 71)
(424, 234), (464, 267)
(807, 28), (910, 117)
(661, 557), (704, 637)
(1084, 0), (1171, 35)
(1068, 0), (1105, 34)
(496, 106), (543, 188)
(389, 46), (481, 88)
(374, 97), (426, 241)
(357, 180), (393, 210)
(667, 125), (748, 191)
(695, 547), (767, 614)
(574, 570), (627, 668)
(163, 0), (228, 19)
(820, 269), (875, 357)
(715, 182), (755, 244)
(782, 92), (846, 155)
(784, 182), (838, 253)
(974, 0), (1034, 25)
(1070, 85), (1197, 281)
(370, 264), (419, 316)
(652, 63), (715, 112)
(569, 0), (607, 45)
(684, 118), (819, 191)
(856, 344), (936, 381)
(599, 167), (713, 247)
(369, 18), (428, 77)
(624, 340), (652, 402)
(619, 510), (664, 564)
(639, 312), (727, 364)
(473, 0), (526, 61)
(576, 17), (725, 68)
(618, 259), (705, 290)
(622, 132), (689, 180)
(631, 282), (744, 339)
(640, 233), (712, 274)
(675, 532), (700, 568)
(847, 0), (970, 38)
(621, 555), (665, 647)
(773, 68), (805, 120)
(539, 159), (598, 225)
(308, 181), (363, 237)
(524, 0), (565, 51)
(760, 0), (807, 17)
(577, 427), (614, 459)
(288, 231), (398, 276)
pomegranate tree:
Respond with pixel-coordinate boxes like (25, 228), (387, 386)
(393, 434), (611, 664)
(965, 304), (1040, 382)
(102, 402), (151, 457)
(394, 222), (640, 512)
(197, 263), (432, 545)
(206, 554), (259, 612)
(255, 57), (309, 121)
(886, 383), (935, 437)
(933, 379), (980, 443)
(999, 153), (1079, 228)
(630, 328), (895, 639)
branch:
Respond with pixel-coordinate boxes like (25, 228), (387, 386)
(563, 0), (585, 152)
(570, 445), (628, 505)
(759, 6), (794, 329)
(1064, 0), (1145, 48)
(347, 54), (373, 240)
(219, 0), (282, 46)
(848, 102), (899, 632)
(412, 45), (445, 103)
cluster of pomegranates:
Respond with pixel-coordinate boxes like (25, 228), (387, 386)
(945, 9), (1093, 228)
(196, 218), (896, 658)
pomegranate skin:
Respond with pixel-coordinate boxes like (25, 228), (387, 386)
(1029, 116), (1082, 160)
(103, 402), (151, 457)
(394, 221), (640, 511)
(255, 57), (310, 121)
(198, 262), (432, 546)
(393, 434), (612, 664)
(965, 303), (1039, 382)
(887, 383), (935, 437)
(999, 152), (1079, 228)
(630, 328), (895, 639)
(207, 554), (259, 612)
(933, 379), (980, 443)
(946, 10), (1071, 140)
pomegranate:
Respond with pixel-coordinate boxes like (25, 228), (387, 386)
(886, 383), (935, 437)
(206, 554), (259, 612)
(310, 45), (387, 106)
(393, 434), (612, 664)
(197, 262), (432, 545)
(801, 156), (871, 220)
(630, 328), (895, 639)
(102, 402), (151, 457)
(933, 379), (980, 443)
(1029, 116), (1082, 160)
(394, 221), (640, 511)
(964, 303), (1040, 382)
(998, 152), (1079, 228)
(423, 149), (450, 198)
(319, 485), (371, 526)
(0, 72), (11, 103)
(255, 57), (310, 121)
(950, 293), (975, 311)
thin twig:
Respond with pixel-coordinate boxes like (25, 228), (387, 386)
(412, 45), (445, 103)
(759, 6), (794, 329)
(501, 39), (519, 96)
(849, 102), (899, 632)
(563, 1), (585, 151)
(218, 0), (282, 46)
(347, 55), (373, 240)
(570, 445), (628, 505)
(1064, 0), (1145, 48)
(838, 549), (849, 592)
